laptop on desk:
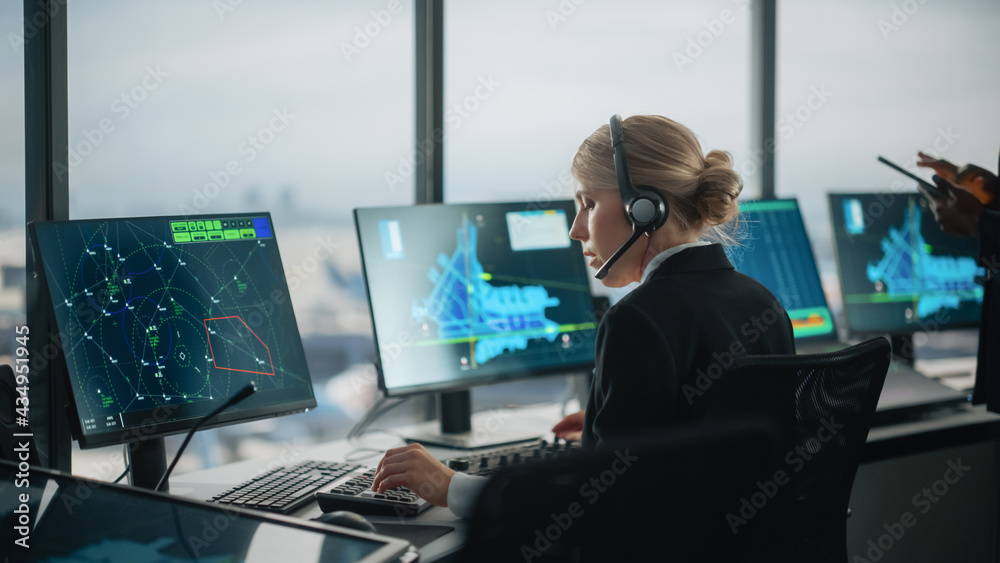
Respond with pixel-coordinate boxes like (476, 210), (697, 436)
(0, 460), (415, 563)
(730, 198), (972, 426)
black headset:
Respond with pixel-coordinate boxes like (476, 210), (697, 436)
(594, 114), (669, 280)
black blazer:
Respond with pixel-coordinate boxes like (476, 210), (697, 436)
(972, 151), (1000, 411)
(974, 209), (1000, 410)
(582, 243), (796, 451)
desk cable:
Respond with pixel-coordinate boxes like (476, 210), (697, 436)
(347, 396), (410, 441)
(112, 444), (131, 484)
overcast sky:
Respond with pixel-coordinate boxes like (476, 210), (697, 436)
(1, 0), (998, 258)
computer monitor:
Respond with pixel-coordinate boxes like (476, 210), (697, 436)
(354, 200), (597, 448)
(30, 213), (315, 488)
(828, 192), (984, 337)
(726, 199), (837, 342)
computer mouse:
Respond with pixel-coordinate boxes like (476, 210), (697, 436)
(312, 510), (377, 533)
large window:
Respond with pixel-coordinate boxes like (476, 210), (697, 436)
(0, 3), (25, 357)
(445, 0), (754, 205)
(27, 1), (1000, 477)
(776, 0), (1000, 319)
(445, 0), (753, 311)
(442, 0), (753, 404)
(65, 1), (414, 476)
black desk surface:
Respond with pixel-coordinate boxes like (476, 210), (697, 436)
(865, 403), (1000, 462)
(171, 403), (1000, 561)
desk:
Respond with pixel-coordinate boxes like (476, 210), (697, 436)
(171, 432), (469, 561)
(170, 404), (566, 561)
(849, 403), (1000, 561)
(172, 403), (1000, 562)
(865, 402), (1000, 461)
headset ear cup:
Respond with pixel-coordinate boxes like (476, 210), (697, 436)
(611, 115), (669, 233)
(598, 114), (670, 280)
(628, 186), (669, 232)
(631, 199), (657, 225)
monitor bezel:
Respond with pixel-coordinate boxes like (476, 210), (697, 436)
(354, 200), (597, 398)
(827, 191), (982, 337)
(28, 212), (318, 450)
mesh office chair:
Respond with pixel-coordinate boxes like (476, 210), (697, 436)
(697, 336), (892, 562)
(460, 337), (890, 563)
(460, 418), (784, 562)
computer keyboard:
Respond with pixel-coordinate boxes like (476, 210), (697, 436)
(315, 469), (432, 517)
(207, 460), (362, 514)
(309, 441), (580, 517)
(447, 438), (582, 477)
(206, 441), (581, 517)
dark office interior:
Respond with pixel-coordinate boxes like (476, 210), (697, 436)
(2, 1), (1000, 561)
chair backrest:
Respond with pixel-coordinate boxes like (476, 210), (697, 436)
(696, 336), (891, 562)
(460, 418), (784, 562)
(459, 338), (890, 562)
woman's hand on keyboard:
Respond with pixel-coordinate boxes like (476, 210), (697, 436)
(552, 410), (585, 442)
(372, 443), (455, 507)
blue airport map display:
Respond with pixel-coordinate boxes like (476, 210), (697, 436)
(411, 220), (562, 366)
(830, 192), (984, 334)
(863, 204), (982, 319)
(355, 202), (597, 396)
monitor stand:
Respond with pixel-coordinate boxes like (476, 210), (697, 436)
(403, 390), (542, 450)
(890, 333), (916, 366)
(127, 437), (169, 491)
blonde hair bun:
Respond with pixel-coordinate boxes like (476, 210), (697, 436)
(696, 150), (742, 227)
(571, 115), (744, 245)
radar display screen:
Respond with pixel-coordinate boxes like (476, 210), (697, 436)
(31, 213), (315, 448)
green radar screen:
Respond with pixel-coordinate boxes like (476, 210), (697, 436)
(32, 214), (314, 443)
